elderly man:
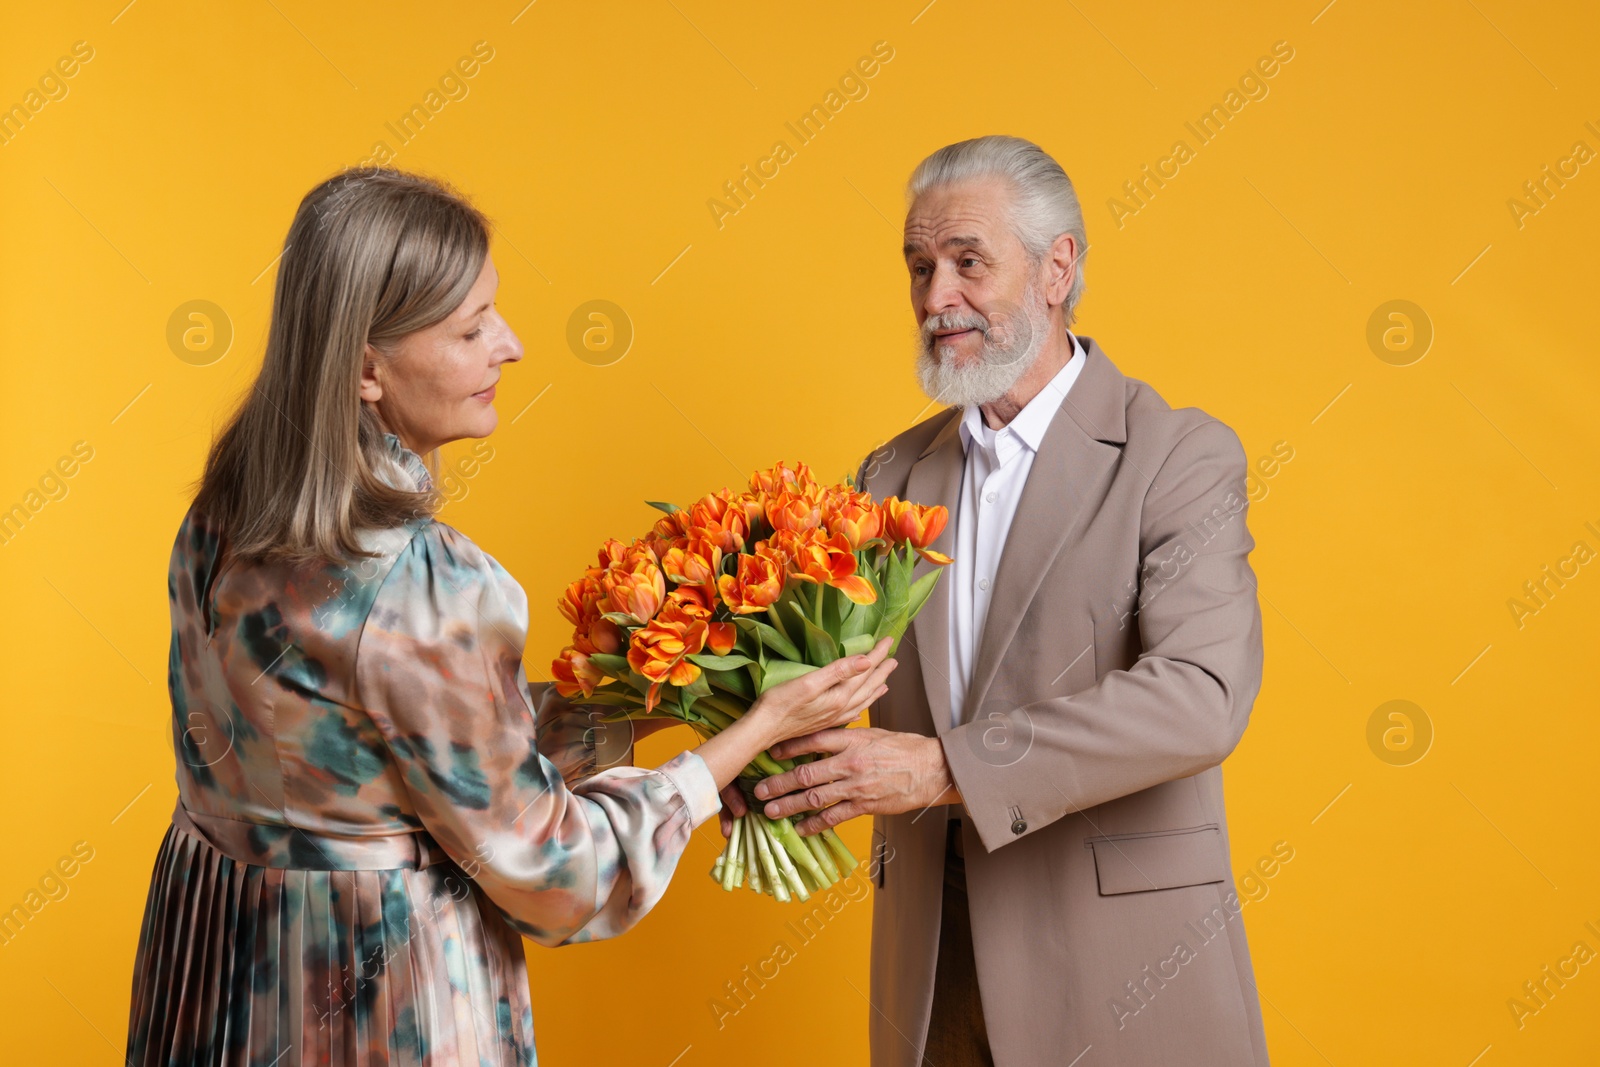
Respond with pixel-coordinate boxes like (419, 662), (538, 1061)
(739, 136), (1270, 1066)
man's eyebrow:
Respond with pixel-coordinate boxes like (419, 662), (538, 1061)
(902, 234), (987, 257)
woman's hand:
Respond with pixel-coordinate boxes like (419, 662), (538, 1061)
(748, 636), (897, 741)
(695, 638), (897, 802)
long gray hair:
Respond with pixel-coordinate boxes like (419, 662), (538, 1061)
(906, 135), (1088, 324)
(192, 168), (490, 566)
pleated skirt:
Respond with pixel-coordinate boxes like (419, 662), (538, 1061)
(125, 822), (536, 1066)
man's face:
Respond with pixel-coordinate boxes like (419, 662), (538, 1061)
(904, 177), (1048, 406)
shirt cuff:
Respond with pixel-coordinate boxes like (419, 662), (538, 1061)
(656, 750), (722, 828)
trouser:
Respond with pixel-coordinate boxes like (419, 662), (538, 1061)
(922, 817), (994, 1067)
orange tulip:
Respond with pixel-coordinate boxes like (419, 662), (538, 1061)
(601, 547), (666, 624)
(730, 490), (766, 530)
(551, 646), (604, 699)
(883, 496), (954, 565)
(557, 574), (603, 630)
(594, 537), (631, 571)
(717, 551), (785, 615)
(651, 510), (688, 540)
(707, 620), (736, 655)
(826, 494), (884, 549)
(627, 599), (719, 712)
(770, 528), (877, 604)
(639, 510), (689, 563)
(558, 575), (623, 655)
(665, 584), (714, 613)
(750, 460), (816, 496)
(767, 488), (823, 533)
(686, 492), (750, 555)
(662, 535), (722, 586)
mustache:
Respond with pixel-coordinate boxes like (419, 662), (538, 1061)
(920, 310), (993, 348)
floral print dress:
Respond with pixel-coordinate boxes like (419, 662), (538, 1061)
(125, 433), (720, 1066)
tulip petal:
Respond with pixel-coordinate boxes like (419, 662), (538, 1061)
(832, 574), (878, 605)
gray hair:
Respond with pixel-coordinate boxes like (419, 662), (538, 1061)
(906, 135), (1087, 325)
(192, 167), (489, 565)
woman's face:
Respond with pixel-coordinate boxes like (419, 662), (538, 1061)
(360, 254), (523, 456)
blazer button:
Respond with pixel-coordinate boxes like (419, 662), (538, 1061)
(1011, 818), (1027, 835)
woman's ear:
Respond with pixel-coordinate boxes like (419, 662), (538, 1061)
(359, 343), (384, 403)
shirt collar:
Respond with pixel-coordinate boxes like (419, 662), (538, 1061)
(959, 330), (1087, 456)
(378, 431), (434, 493)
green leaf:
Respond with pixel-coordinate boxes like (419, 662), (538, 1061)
(757, 658), (820, 693)
(786, 601), (840, 666)
(733, 617), (802, 662)
(770, 585), (807, 647)
(883, 572), (940, 655)
(905, 567), (943, 622)
(683, 672), (712, 697)
(577, 689), (646, 707)
(587, 653), (631, 676)
(645, 500), (682, 515)
(840, 634), (877, 657)
(873, 548), (912, 642)
(840, 554), (882, 639)
(820, 582), (844, 632)
(686, 652), (758, 670)
(705, 667), (755, 700)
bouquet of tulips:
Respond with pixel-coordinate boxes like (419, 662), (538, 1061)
(550, 461), (952, 902)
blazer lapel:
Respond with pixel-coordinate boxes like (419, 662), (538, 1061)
(901, 409), (964, 737)
(962, 336), (1129, 725)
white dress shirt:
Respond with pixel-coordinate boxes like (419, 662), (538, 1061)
(947, 332), (1087, 729)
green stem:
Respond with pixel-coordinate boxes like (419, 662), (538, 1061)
(805, 832), (840, 886)
(768, 816), (828, 890)
(692, 703), (737, 732)
(751, 814), (789, 903)
(753, 751), (787, 777)
(696, 695), (797, 776)
(743, 813), (763, 895)
(696, 693), (748, 720)
(721, 814), (744, 892)
(822, 828), (858, 874)
(763, 818), (810, 901)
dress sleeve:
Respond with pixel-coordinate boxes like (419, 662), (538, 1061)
(354, 521), (721, 946)
(528, 679), (639, 787)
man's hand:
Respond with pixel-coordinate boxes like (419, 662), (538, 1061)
(750, 727), (961, 835)
(717, 782), (747, 838)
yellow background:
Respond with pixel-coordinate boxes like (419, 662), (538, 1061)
(3, 1), (1598, 1063)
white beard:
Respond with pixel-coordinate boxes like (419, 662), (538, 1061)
(914, 276), (1053, 409)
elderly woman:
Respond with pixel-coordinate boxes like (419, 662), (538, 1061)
(124, 168), (895, 1066)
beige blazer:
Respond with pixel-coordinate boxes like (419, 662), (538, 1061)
(856, 336), (1270, 1066)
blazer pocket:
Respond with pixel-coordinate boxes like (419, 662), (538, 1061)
(1087, 824), (1226, 896)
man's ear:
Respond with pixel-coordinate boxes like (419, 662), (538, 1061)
(1043, 232), (1079, 310)
(358, 343), (383, 403)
